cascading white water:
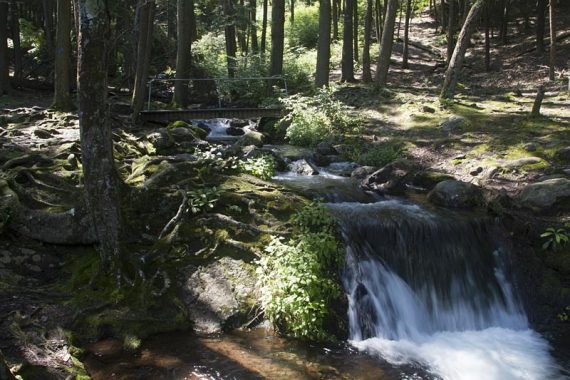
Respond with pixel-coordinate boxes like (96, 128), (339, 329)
(328, 200), (564, 380)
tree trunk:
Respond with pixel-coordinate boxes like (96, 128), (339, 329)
(440, 0), (485, 100)
(548, 0), (555, 81)
(290, 0), (295, 23)
(341, 0), (355, 81)
(0, 2), (10, 95)
(10, 3), (22, 82)
(132, 0), (155, 120)
(269, 0), (285, 77)
(362, 0), (374, 81)
(237, 0), (248, 53)
(375, 0), (398, 88)
(77, 0), (125, 265)
(446, 0), (455, 63)
(375, 0), (383, 43)
(402, 0), (412, 69)
(42, 0), (55, 57)
(484, 4), (491, 71)
(531, 85), (545, 116)
(53, 0), (74, 111)
(353, 0), (359, 62)
(499, 0), (508, 45)
(536, 0), (546, 54)
(332, 0), (339, 40)
(315, 0), (331, 87)
(261, 0), (268, 55)
(250, 0), (259, 53)
(174, 0), (194, 106)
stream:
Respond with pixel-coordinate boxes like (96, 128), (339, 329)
(85, 120), (567, 379)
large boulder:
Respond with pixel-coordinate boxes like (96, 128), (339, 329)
(517, 178), (570, 212)
(412, 170), (455, 191)
(182, 257), (259, 335)
(362, 160), (418, 194)
(290, 159), (319, 176)
(440, 115), (471, 133)
(233, 130), (265, 148)
(427, 180), (484, 208)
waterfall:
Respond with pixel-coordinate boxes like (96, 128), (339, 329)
(327, 200), (564, 380)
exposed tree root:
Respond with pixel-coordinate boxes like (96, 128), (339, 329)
(199, 213), (289, 236)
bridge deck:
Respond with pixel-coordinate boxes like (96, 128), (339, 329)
(140, 108), (283, 122)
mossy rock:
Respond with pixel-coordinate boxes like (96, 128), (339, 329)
(167, 120), (209, 140)
(412, 170), (455, 190)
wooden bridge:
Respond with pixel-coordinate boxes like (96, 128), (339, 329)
(141, 76), (287, 122)
(140, 107), (283, 123)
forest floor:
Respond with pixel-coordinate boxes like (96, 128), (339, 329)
(0, 9), (569, 380)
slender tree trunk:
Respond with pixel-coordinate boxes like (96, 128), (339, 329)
(341, 0), (355, 81)
(250, 0), (259, 53)
(269, 0), (285, 77)
(43, 0), (55, 57)
(290, 0), (295, 23)
(446, 0), (455, 63)
(261, 0), (268, 56)
(353, 0), (359, 62)
(397, 0), (404, 39)
(499, 0), (508, 45)
(77, 0), (124, 265)
(174, 0), (194, 105)
(315, 0), (331, 87)
(332, 0), (339, 40)
(223, 0), (237, 76)
(375, 0), (383, 43)
(548, 0), (555, 80)
(237, 0), (248, 54)
(484, 4), (491, 71)
(375, 0), (397, 87)
(362, 0), (374, 81)
(53, 0), (74, 110)
(0, 2), (10, 95)
(536, 0), (546, 54)
(531, 85), (545, 116)
(440, 0), (485, 100)
(402, 0), (412, 69)
(132, 0), (155, 119)
(10, 3), (22, 82)
(433, 0), (439, 32)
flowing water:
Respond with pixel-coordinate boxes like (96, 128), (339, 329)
(328, 199), (565, 380)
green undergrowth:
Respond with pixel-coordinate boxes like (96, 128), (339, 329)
(257, 201), (345, 341)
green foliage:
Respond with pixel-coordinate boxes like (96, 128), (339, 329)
(287, 6), (320, 49)
(281, 86), (359, 147)
(357, 141), (405, 167)
(187, 186), (223, 214)
(559, 305), (570, 322)
(257, 202), (342, 341)
(239, 155), (277, 180)
(541, 223), (570, 251)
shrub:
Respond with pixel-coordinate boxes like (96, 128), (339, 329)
(287, 6), (320, 49)
(357, 141), (405, 167)
(239, 155), (277, 180)
(541, 223), (570, 251)
(281, 85), (359, 147)
(257, 202), (342, 341)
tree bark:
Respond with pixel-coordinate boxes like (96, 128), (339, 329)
(484, 3), (491, 71)
(269, 0), (285, 77)
(531, 85), (545, 116)
(290, 0), (295, 24)
(42, 0), (55, 58)
(315, 0), (331, 87)
(250, 0), (259, 53)
(446, 0), (455, 63)
(132, 0), (155, 120)
(341, 0), (355, 81)
(375, 0), (398, 88)
(10, 2), (22, 82)
(536, 0), (546, 54)
(499, 0), (509, 45)
(174, 0), (194, 106)
(53, 0), (74, 111)
(362, 0), (374, 81)
(222, 0), (237, 76)
(402, 0), (412, 69)
(77, 0), (125, 264)
(353, 0), (359, 63)
(440, 0), (485, 100)
(0, 2), (10, 95)
(548, 0), (555, 81)
(261, 0), (268, 55)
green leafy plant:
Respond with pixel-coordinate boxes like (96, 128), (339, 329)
(287, 5), (320, 49)
(357, 141), (405, 167)
(256, 202), (342, 341)
(559, 305), (570, 322)
(541, 223), (570, 251)
(239, 155), (277, 180)
(280, 86), (360, 147)
(187, 186), (223, 214)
